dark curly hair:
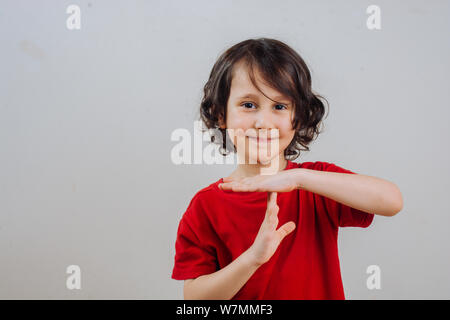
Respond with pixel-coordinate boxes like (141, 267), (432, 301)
(198, 38), (329, 161)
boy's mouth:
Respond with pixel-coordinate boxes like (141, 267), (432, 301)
(247, 136), (277, 143)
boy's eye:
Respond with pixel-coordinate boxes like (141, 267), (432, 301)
(242, 102), (256, 109)
(274, 104), (287, 110)
(241, 102), (288, 110)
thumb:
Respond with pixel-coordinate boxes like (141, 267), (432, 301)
(276, 221), (296, 241)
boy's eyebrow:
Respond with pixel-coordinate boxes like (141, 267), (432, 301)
(236, 93), (291, 102)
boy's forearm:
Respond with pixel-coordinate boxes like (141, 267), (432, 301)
(184, 249), (261, 300)
(291, 168), (403, 217)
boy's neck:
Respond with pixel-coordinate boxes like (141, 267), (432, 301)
(228, 155), (288, 180)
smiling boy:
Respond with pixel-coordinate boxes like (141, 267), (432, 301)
(171, 38), (403, 300)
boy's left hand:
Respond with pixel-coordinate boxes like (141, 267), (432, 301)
(218, 170), (299, 193)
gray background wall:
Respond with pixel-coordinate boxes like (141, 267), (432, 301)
(1, 0), (449, 299)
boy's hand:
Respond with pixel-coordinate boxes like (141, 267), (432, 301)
(218, 170), (299, 193)
(247, 192), (296, 267)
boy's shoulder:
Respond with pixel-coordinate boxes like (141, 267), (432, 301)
(194, 179), (221, 198)
(291, 160), (334, 170)
(182, 180), (221, 216)
(296, 160), (355, 173)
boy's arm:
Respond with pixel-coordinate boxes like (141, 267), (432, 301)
(184, 192), (295, 300)
(184, 248), (260, 300)
(291, 168), (403, 217)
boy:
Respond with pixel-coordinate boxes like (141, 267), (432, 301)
(171, 38), (403, 299)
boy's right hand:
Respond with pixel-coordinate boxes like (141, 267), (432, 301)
(247, 192), (296, 267)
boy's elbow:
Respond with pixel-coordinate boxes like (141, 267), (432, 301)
(389, 200), (403, 216)
(183, 279), (195, 300)
(388, 186), (403, 216)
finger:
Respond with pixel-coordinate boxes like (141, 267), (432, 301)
(267, 192), (277, 207)
(276, 221), (296, 241)
(268, 210), (279, 231)
(222, 177), (234, 182)
(218, 182), (235, 190)
(225, 182), (251, 193)
(221, 181), (250, 192)
(265, 192), (279, 229)
(231, 182), (248, 192)
(266, 192), (278, 214)
(267, 192), (278, 214)
(265, 192), (272, 217)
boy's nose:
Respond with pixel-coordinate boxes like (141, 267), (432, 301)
(254, 115), (274, 131)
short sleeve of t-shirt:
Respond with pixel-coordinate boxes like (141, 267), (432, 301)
(316, 162), (375, 228)
(171, 195), (218, 280)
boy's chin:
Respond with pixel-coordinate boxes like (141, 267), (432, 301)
(248, 154), (280, 166)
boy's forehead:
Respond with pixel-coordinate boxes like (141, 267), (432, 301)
(230, 65), (289, 101)
(231, 63), (255, 86)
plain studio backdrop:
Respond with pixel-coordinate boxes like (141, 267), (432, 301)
(1, 0), (449, 299)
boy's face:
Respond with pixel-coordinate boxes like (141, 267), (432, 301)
(220, 61), (296, 165)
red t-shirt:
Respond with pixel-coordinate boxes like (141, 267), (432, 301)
(171, 160), (374, 299)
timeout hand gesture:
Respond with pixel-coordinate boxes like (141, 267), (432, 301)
(247, 192), (296, 266)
